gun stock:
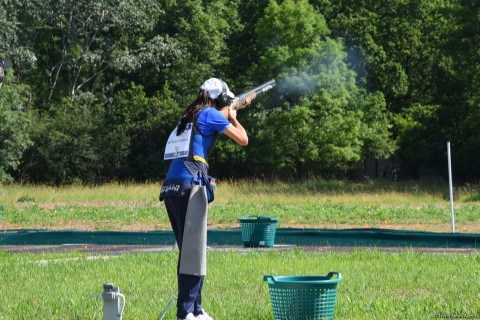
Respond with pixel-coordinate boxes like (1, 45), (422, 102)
(231, 79), (276, 111)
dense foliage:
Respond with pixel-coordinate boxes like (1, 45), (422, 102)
(0, 0), (478, 184)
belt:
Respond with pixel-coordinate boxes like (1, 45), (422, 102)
(193, 155), (209, 167)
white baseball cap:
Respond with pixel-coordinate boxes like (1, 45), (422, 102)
(200, 78), (235, 100)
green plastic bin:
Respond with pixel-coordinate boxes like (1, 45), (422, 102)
(238, 216), (279, 247)
(264, 272), (342, 320)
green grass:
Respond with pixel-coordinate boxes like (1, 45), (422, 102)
(1, 181), (480, 319)
(3, 198), (480, 231)
(0, 249), (479, 319)
(1, 180), (480, 232)
(2, 179), (476, 204)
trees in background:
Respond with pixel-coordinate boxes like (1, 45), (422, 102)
(0, 72), (32, 182)
(0, 0), (478, 184)
(244, 0), (392, 177)
(318, 0), (479, 180)
(0, 0), (34, 182)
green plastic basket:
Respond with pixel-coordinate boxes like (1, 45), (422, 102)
(238, 216), (279, 247)
(264, 272), (342, 320)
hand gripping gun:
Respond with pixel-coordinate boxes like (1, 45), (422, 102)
(230, 79), (276, 111)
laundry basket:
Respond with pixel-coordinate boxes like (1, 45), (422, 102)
(263, 272), (342, 319)
(238, 216), (279, 247)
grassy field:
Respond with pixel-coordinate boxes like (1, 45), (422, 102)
(1, 179), (479, 232)
(0, 249), (479, 319)
(0, 180), (480, 319)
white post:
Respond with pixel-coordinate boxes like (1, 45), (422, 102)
(447, 142), (455, 233)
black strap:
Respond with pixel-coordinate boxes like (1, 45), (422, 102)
(183, 108), (217, 202)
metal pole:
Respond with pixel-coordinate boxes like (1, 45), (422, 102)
(447, 142), (455, 233)
(158, 296), (177, 320)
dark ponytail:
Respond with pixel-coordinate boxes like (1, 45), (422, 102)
(177, 90), (219, 135)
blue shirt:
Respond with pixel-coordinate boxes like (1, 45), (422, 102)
(164, 107), (231, 187)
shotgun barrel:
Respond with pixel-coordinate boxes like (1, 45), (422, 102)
(232, 79), (276, 110)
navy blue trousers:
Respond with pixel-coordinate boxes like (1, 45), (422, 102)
(165, 194), (205, 318)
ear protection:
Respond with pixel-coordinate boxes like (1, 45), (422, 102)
(216, 79), (229, 108)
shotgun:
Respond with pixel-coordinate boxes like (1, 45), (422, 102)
(231, 79), (276, 110)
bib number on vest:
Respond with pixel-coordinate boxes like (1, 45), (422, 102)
(164, 123), (192, 160)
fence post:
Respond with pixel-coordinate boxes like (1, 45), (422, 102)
(447, 142), (455, 233)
